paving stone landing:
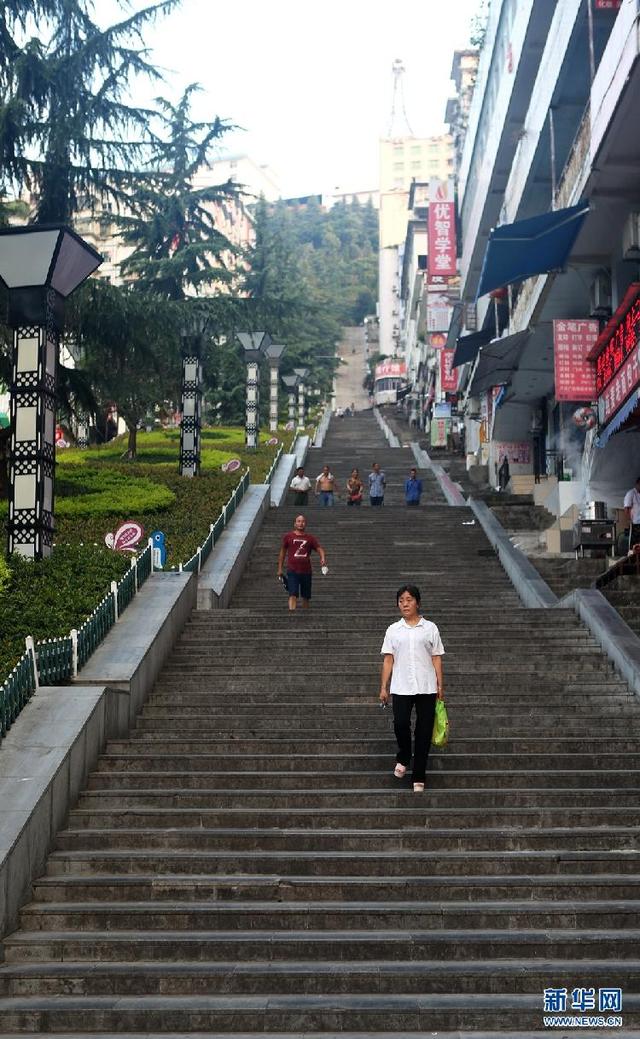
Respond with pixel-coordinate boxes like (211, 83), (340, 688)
(0, 412), (639, 1036)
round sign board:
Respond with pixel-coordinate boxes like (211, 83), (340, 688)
(285, 421), (295, 431)
(224, 458), (242, 473)
(266, 437), (279, 446)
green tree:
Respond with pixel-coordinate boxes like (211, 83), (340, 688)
(0, 0), (178, 223)
(67, 280), (181, 459)
(117, 85), (240, 301)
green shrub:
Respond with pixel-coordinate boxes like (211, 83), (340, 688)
(56, 465), (175, 516)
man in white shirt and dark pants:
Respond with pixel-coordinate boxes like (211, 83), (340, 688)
(624, 477), (640, 550)
(379, 584), (445, 793)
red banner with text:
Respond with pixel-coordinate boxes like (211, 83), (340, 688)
(428, 179), (457, 281)
(440, 348), (458, 392)
(553, 320), (598, 402)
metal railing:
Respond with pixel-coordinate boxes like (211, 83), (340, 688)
(264, 445), (283, 485)
(180, 469), (250, 574)
(0, 464), (256, 743)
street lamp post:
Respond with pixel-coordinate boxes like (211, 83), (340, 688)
(0, 225), (102, 558)
(179, 310), (208, 477)
(236, 331), (271, 448)
(294, 367), (308, 429)
(265, 343), (285, 432)
(282, 374), (298, 426)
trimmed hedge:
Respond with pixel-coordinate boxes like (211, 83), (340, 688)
(0, 546), (129, 683)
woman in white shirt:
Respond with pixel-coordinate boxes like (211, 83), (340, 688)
(379, 584), (445, 793)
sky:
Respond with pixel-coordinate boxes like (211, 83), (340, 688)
(100, 0), (480, 198)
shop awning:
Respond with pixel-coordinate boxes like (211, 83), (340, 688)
(476, 200), (590, 299)
(452, 327), (494, 368)
(467, 330), (531, 397)
(595, 390), (640, 448)
(445, 302), (464, 350)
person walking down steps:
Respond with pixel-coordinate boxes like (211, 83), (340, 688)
(368, 461), (386, 507)
(379, 584), (445, 792)
(315, 464), (339, 507)
(277, 514), (328, 612)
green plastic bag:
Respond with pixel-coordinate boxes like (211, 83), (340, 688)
(432, 699), (449, 748)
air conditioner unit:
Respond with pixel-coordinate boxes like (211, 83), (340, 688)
(590, 272), (611, 318)
(623, 212), (640, 259)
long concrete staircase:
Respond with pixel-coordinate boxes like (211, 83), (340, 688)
(1, 411), (639, 1035)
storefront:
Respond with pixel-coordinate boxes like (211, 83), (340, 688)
(586, 282), (640, 507)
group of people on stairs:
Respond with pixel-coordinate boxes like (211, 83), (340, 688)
(289, 462), (423, 508)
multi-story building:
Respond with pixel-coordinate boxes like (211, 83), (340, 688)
(445, 49), (480, 178)
(378, 134), (453, 356)
(451, 0), (639, 538)
(74, 153), (282, 288)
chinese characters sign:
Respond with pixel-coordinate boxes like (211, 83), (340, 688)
(428, 179), (457, 281)
(598, 346), (640, 425)
(553, 320), (598, 401)
(374, 360), (406, 380)
(592, 285), (640, 395)
(440, 349), (458, 392)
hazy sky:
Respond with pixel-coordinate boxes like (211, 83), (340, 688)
(102, 0), (479, 197)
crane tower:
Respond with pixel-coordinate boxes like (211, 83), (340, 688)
(388, 59), (414, 138)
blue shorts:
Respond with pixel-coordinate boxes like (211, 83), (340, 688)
(286, 570), (312, 599)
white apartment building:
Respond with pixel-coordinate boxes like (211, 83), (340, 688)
(453, 0), (639, 538)
(378, 134), (453, 356)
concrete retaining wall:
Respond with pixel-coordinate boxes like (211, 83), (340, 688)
(197, 486), (270, 609)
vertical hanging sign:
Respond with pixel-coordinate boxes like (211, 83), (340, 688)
(428, 179), (457, 282)
(440, 348), (458, 392)
(553, 320), (599, 401)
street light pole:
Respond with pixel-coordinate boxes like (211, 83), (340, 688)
(282, 374), (298, 427)
(236, 331), (271, 448)
(0, 225), (102, 558)
(179, 310), (208, 477)
(294, 367), (308, 429)
(265, 343), (285, 433)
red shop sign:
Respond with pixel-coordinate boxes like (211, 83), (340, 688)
(588, 282), (640, 396)
(553, 319), (598, 402)
(440, 348), (458, 392)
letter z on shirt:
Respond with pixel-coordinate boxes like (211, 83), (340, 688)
(281, 531), (320, 574)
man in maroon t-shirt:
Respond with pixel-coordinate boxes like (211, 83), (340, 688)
(277, 514), (327, 611)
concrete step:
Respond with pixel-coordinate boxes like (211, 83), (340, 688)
(30, 873), (640, 904)
(0, 990), (636, 1032)
(0, 957), (637, 997)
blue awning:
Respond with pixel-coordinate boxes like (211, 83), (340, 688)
(476, 201), (589, 300)
(595, 390), (640, 448)
(452, 327), (494, 368)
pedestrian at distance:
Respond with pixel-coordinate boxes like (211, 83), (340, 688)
(289, 466), (311, 507)
(315, 464), (339, 507)
(277, 514), (327, 612)
(368, 461), (386, 507)
(379, 584), (445, 792)
(624, 476), (640, 550)
(404, 467), (422, 508)
(346, 468), (364, 507)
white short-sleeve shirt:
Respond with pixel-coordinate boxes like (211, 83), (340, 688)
(380, 616), (445, 696)
(290, 475), (311, 491)
(624, 487), (640, 524)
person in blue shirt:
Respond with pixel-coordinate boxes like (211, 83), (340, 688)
(405, 467), (422, 507)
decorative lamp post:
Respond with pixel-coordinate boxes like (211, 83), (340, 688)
(293, 367), (308, 429)
(179, 310), (209, 477)
(282, 374), (298, 426)
(0, 225), (102, 558)
(236, 331), (271, 448)
(265, 343), (285, 432)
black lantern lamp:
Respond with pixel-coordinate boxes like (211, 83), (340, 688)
(179, 308), (209, 477)
(236, 331), (271, 448)
(0, 225), (102, 558)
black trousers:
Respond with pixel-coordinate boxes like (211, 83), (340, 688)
(392, 694), (437, 782)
